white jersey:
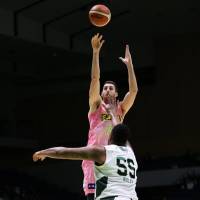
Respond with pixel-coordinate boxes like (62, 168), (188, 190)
(95, 144), (138, 200)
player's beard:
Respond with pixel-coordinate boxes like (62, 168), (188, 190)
(103, 94), (114, 104)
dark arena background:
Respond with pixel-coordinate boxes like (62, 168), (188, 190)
(0, 0), (200, 199)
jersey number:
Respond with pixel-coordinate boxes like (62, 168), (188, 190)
(117, 157), (136, 178)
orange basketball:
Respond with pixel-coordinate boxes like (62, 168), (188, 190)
(89, 4), (111, 27)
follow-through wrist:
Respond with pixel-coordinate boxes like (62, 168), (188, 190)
(93, 49), (100, 54)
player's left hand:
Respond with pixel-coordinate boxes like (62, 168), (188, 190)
(33, 151), (46, 162)
(119, 45), (132, 66)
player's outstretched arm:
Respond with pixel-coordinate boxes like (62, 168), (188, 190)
(119, 45), (138, 116)
(89, 33), (105, 113)
(33, 145), (106, 164)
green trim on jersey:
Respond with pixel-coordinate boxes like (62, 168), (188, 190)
(96, 176), (108, 198)
(119, 146), (128, 151)
(100, 196), (118, 200)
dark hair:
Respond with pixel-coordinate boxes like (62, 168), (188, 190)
(103, 81), (118, 93)
(110, 124), (131, 146)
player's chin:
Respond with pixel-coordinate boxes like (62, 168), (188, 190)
(102, 95), (108, 99)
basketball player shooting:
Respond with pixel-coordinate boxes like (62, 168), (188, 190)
(82, 33), (138, 200)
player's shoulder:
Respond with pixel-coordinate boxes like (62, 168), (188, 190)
(88, 99), (103, 115)
(104, 144), (117, 152)
(105, 144), (128, 152)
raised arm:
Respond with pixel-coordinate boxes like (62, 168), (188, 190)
(89, 33), (105, 113)
(33, 145), (106, 164)
(119, 45), (138, 116)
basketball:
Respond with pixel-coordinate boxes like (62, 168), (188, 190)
(89, 4), (111, 27)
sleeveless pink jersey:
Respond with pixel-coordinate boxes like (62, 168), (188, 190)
(82, 102), (122, 195)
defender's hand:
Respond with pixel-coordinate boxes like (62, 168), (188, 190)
(33, 151), (46, 162)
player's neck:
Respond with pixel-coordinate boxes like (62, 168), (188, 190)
(103, 98), (116, 104)
(103, 99), (109, 104)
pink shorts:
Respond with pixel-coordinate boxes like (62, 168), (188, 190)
(82, 160), (96, 195)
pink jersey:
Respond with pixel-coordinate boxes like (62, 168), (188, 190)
(82, 102), (122, 195)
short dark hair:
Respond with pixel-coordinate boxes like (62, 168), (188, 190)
(110, 124), (131, 146)
(103, 81), (118, 93)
